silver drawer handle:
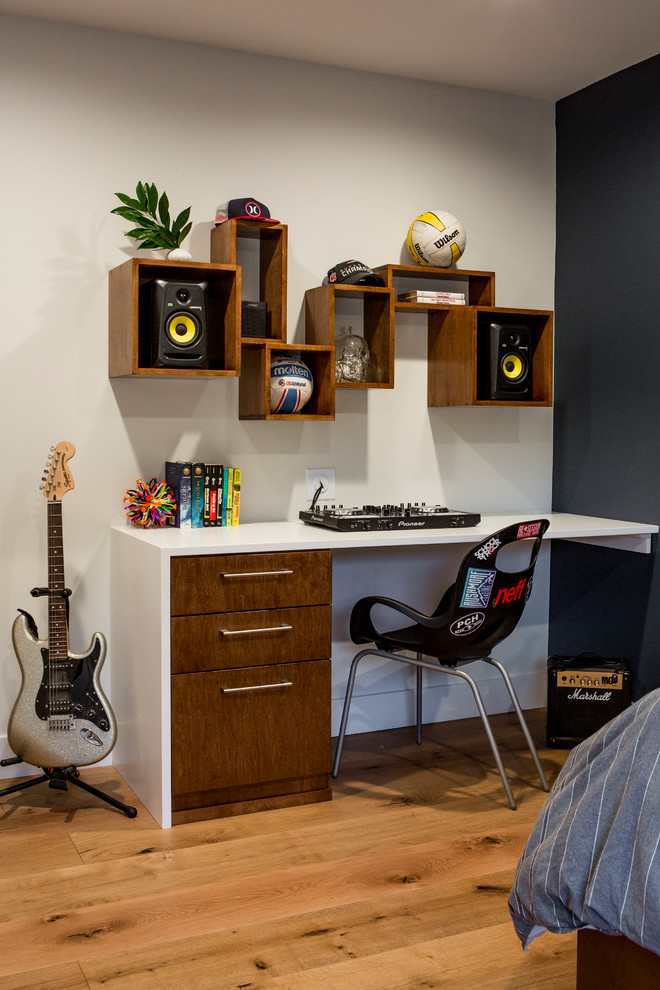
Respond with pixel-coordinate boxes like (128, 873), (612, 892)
(220, 569), (294, 578)
(220, 681), (293, 693)
(220, 624), (293, 637)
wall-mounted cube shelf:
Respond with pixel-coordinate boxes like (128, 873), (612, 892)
(210, 220), (287, 343)
(374, 264), (551, 407)
(239, 341), (335, 420)
(375, 264), (496, 308)
(304, 283), (394, 388)
(427, 306), (553, 407)
(108, 258), (241, 378)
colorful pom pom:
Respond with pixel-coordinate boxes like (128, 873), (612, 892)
(124, 477), (176, 528)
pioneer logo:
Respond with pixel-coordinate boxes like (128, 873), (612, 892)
(567, 688), (613, 702)
(396, 520), (425, 527)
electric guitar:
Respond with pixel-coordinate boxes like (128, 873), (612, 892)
(8, 441), (116, 768)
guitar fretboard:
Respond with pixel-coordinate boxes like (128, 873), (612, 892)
(47, 500), (69, 665)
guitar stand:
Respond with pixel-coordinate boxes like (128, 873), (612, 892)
(0, 760), (138, 818)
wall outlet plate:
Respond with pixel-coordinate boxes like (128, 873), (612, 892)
(306, 468), (335, 500)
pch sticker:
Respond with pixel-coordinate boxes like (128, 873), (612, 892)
(450, 612), (485, 636)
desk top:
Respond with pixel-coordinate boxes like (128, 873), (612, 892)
(111, 511), (658, 556)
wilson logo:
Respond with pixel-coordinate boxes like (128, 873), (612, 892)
(433, 229), (459, 248)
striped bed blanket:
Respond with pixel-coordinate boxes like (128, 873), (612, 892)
(509, 687), (660, 954)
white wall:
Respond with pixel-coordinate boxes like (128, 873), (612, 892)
(0, 15), (556, 760)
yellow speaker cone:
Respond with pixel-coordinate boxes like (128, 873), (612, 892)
(501, 353), (524, 380)
(166, 313), (199, 346)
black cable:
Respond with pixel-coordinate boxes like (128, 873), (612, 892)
(310, 480), (324, 510)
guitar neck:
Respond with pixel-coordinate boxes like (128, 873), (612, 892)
(47, 500), (69, 661)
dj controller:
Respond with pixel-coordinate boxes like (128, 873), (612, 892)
(299, 503), (481, 533)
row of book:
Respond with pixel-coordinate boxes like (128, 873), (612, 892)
(165, 461), (241, 528)
(398, 289), (466, 305)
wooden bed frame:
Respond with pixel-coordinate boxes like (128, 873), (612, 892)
(577, 929), (660, 988)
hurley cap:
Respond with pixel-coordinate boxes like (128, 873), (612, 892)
(215, 198), (279, 224)
(324, 260), (385, 287)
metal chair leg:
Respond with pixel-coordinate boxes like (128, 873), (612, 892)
(483, 656), (549, 792)
(438, 664), (518, 810)
(416, 658), (423, 744)
(332, 649), (371, 777)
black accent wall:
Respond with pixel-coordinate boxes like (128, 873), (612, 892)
(551, 54), (660, 698)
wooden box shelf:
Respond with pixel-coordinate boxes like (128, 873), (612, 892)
(305, 283), (394, 388)
(109, 258), (241, 378)
(428, 306), (553, 407)
(375, 263), (496, 307)
(210, 220), (287, 342)
(239, 341), (335, 420)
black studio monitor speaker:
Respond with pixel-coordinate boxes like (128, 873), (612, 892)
(151, 279), (208, 368)
(489, 323), (532, 400)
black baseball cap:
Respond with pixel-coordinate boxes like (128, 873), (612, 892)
(215, 198), (279, 224)
(324, 260), (385, 286)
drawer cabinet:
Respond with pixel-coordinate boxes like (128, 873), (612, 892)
(170, 549), (332, 824)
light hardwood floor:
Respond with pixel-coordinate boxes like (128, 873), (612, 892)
(0, 710), (574, 990)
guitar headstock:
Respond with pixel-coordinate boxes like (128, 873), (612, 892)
(41, 441), (76, 501)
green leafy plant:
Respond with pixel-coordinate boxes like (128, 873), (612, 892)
(111, 181), (192, 251)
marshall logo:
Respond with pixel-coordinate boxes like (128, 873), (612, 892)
(433, 228), (459, 249)
(567, 688), (613, 702)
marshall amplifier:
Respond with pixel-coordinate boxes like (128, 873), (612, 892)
(546, 654), (632, 748)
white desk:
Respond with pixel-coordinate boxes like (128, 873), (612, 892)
(110, 512), (657, 826)
(111, 511), (657, 555)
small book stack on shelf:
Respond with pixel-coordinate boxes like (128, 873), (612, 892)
(398, 289), (466, 305)
(165, 461), (241, 528)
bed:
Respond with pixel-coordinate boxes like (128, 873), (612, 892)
(509, 687), (660, 984)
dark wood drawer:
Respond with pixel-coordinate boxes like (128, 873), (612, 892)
(170, 550), (332, 615)
(171, 659), (331, 801)
(171, 604), (331, 673)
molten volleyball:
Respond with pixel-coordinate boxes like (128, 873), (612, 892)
(270, 352), (314, 413)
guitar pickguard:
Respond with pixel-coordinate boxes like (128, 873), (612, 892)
(34, 640), (111, 733)
(8, 612), (116, 768)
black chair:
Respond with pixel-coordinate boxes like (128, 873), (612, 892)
(332, 519), (551, 809)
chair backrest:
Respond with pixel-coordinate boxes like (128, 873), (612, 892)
(429, 519), (550, 662)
